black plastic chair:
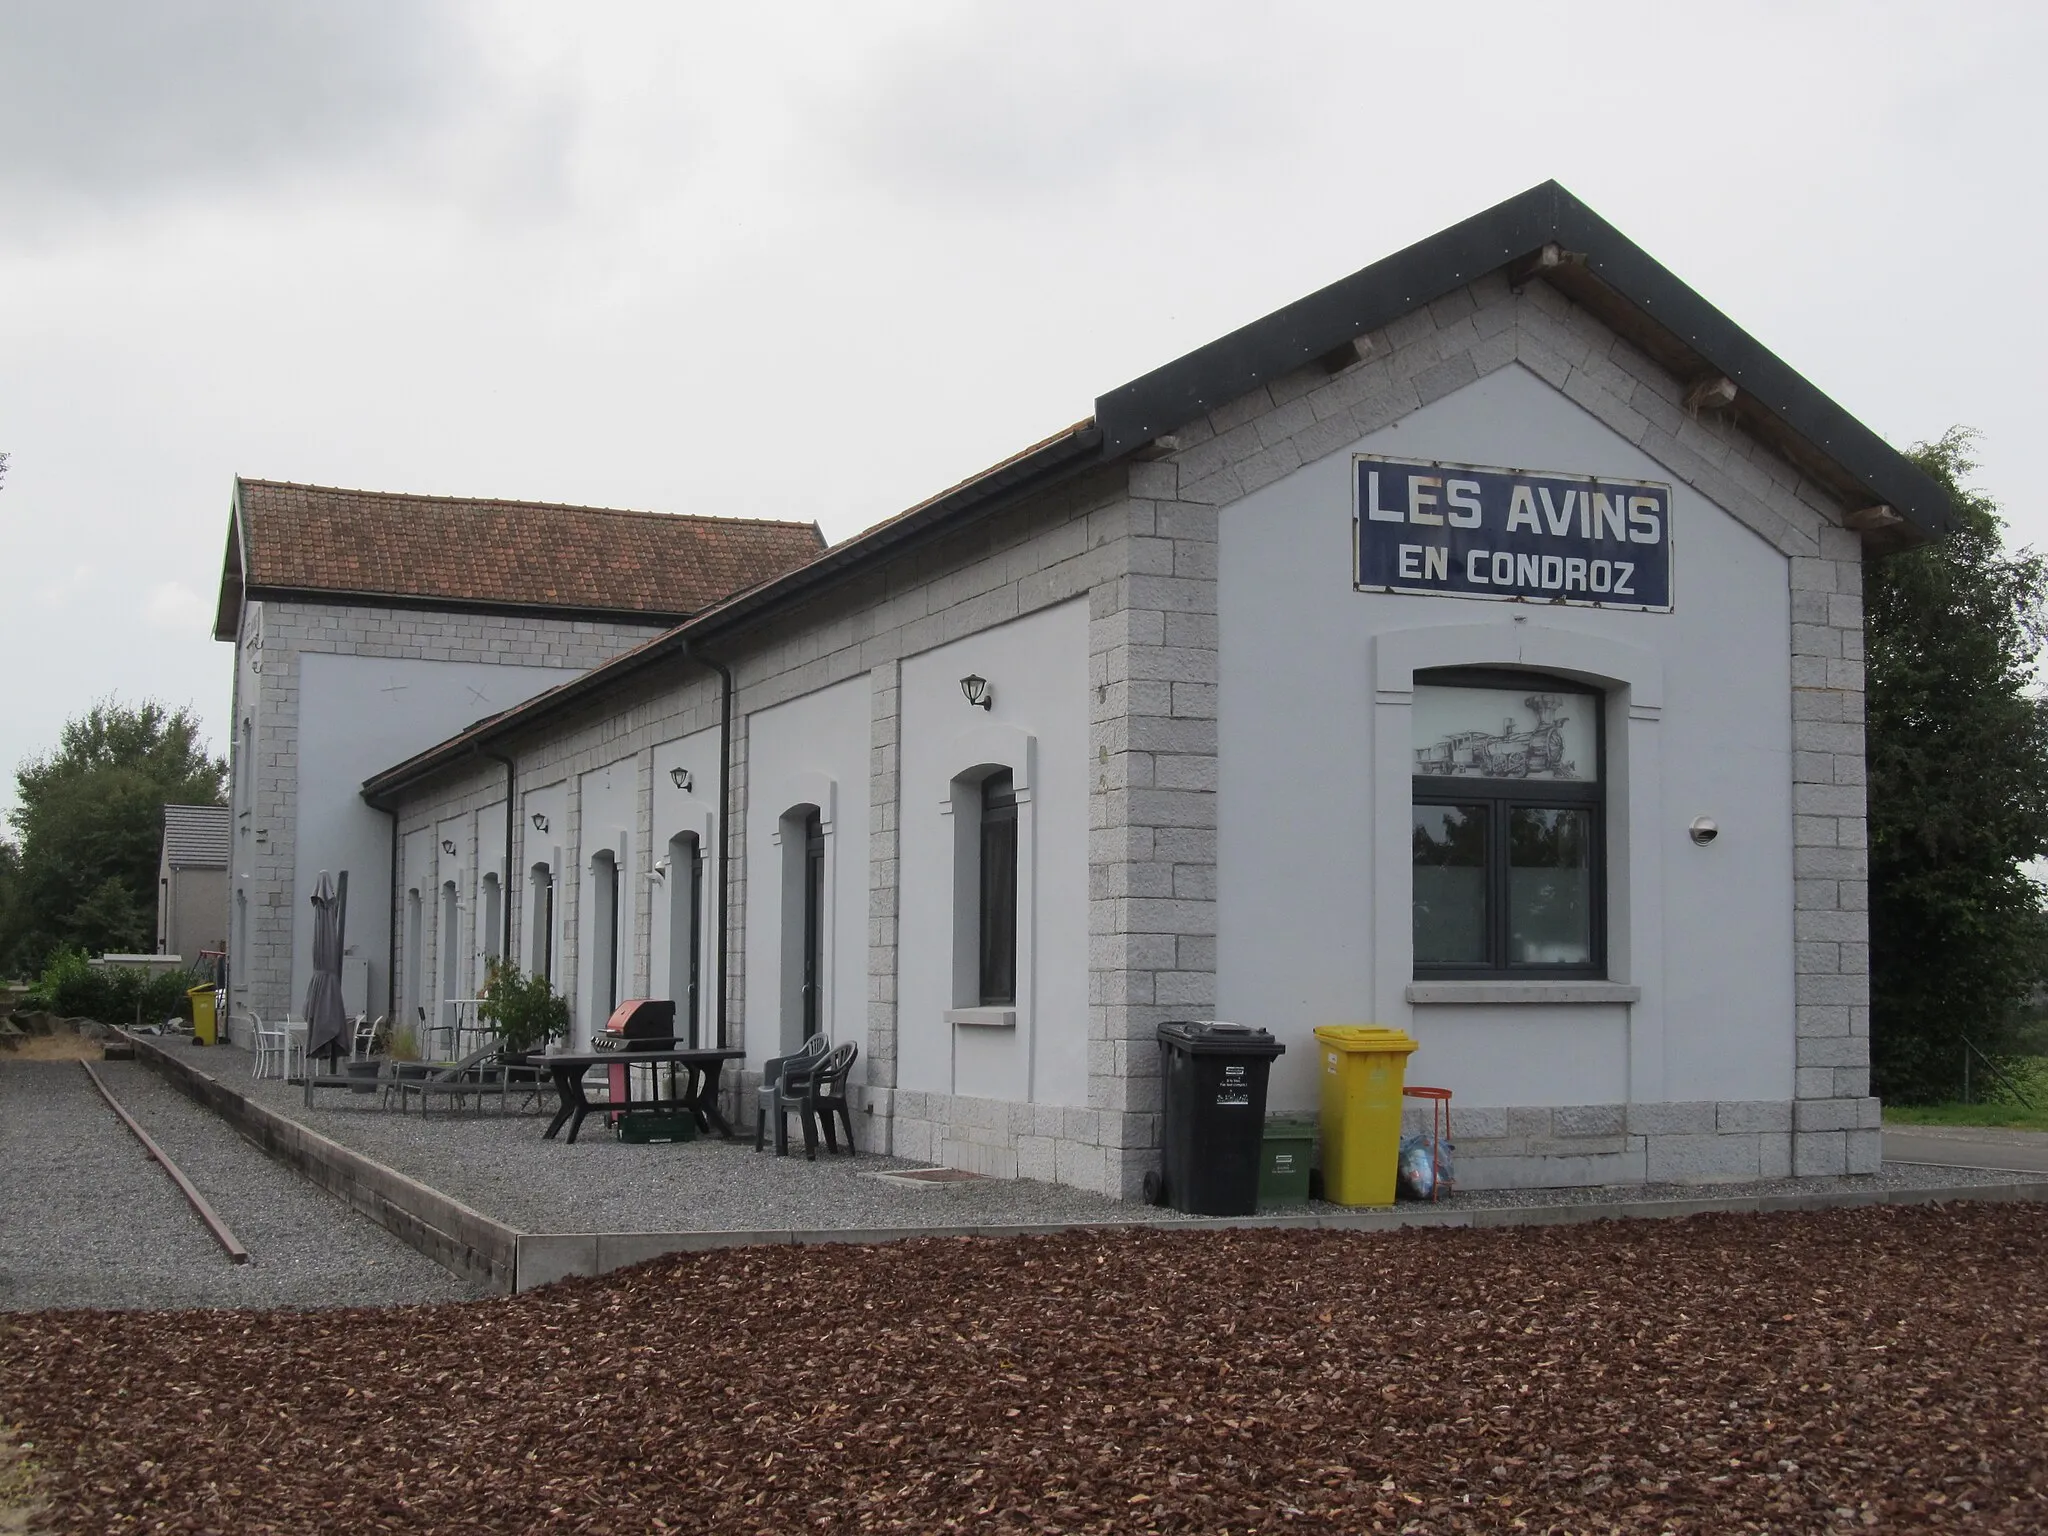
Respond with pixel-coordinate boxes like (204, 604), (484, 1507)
(754, 1033), (828, 1152)
(770, 1040), (859, 1160)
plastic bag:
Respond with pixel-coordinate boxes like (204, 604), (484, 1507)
(1397, 1133), (1455, 1200)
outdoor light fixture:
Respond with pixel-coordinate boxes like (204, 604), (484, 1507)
(648, 854), (671, 883)
(670, 766), (694, 792)
(531, 812), (549, 833)
(440, 838), (457, 856)
(960, 674), (993, 711)
(1689, 817), (1719, 846)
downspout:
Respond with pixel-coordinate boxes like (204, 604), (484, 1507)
(680, 641), (735, 1051)
(481, 747), (517, 962)
(367, 802), (398, 1020)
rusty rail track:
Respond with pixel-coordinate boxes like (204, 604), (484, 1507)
(80, 1060), (249, 1264)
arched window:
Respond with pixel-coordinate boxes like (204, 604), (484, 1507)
(777, 806), (827, 1056)
(589, 850), (620, 1022)
(439, 880), (462, 1029)
(1411, 669), (1604, 977)
(402, 887), (424, 1027)
(479, 871), (502, 968)
(977, 772), (1018, 1007)
(665, 832), (703, 1046)
(529, 864), (554, 983)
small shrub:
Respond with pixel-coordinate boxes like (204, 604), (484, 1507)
(22, 946), (203, 1026)
(477, 959), (569, 1055)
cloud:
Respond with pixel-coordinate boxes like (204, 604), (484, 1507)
(821, 6), (1307, 208)
(0, 0), (577, 240)
(35, 561), (95, 608)
(142, 581), (211, 633)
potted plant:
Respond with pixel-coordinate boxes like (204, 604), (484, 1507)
(477, 959), (570, 1063)
(387, 1021), (435, 1087)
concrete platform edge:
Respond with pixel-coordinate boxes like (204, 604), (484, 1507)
(509, 1178), (2048, 1292)
(122, 1033), (520, 1293)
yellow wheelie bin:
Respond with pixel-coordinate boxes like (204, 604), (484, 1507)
(1312, 1025), (1418, 1205)
(188, 983), (218, 1046)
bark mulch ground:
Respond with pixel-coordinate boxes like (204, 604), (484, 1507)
(3, 1203), (2046, 1534)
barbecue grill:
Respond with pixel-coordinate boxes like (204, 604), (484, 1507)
(593, 998), (678, 1053)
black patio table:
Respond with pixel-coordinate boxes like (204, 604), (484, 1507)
(539, 1047), (745, 1144)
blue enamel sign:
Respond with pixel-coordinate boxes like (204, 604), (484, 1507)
(1353, 454), (1672, 612)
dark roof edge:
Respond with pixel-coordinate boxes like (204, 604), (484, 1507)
(1093, 180), (1952, 542)
(238, 584), (691, 630)
(360, 421), (1106, 804)
(213, 481), (250, 641)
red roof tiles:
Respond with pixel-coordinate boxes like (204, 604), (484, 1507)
(221, 479), (823, 635)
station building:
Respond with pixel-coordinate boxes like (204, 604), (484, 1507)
(274, 183), (1948, 1196)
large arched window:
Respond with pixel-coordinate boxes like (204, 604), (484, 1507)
(1411, 669), (1604, 978)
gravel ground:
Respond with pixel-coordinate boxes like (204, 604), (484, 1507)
(0, 1058), (485, 1312)
(5, 1202), (2047, 1533)
(184, 1039), (2045, 1236)
(209, 1040), (1201, 1232)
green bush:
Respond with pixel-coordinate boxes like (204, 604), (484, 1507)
(476, 959), (569, 1055)
(23, 946), (205, 1026)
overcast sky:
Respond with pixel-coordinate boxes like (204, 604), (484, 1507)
(1, 1), (2043, 814)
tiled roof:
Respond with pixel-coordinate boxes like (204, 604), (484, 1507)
(220, 480), (824, 635)
(162, 804), (230, 868)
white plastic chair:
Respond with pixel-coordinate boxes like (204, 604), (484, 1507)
(245, 1010), (286, 1079)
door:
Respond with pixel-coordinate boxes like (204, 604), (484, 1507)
(801, 812), (825, 1040)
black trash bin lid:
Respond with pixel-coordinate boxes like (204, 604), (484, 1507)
(1157, 1020), (1285, 1056)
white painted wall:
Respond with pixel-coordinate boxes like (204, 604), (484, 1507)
(575, 756), (639, 1048)
(292, 652), (570, 1024)
(1217, 363), (1795, 1111)
(897, 599), (1091, 1107)
(650, 726), (722, 1047)
(743, 674), (871, 1073)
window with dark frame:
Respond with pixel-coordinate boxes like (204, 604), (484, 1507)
(1411, 669), (1604, 979)
(978, 771), (1018, 1006)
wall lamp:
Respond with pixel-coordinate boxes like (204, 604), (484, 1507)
(440, 838), (457, 856)
(531, 812), (549, 834)
(1689, 817), (1719, 846)
(670, 766), (694, 792)
(647, 854), (671, 883)
(960, 674), (993, 711)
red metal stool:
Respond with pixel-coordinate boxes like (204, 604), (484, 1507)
(1401, 1086), (1454, 1200)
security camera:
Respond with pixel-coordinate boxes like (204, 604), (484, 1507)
(1689, 817), (1719, 846)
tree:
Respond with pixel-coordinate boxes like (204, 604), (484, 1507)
(1866, 429), (2048, 1102)
(0, 700), (226, 976)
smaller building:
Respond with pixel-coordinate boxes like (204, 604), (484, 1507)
(157, 804), (229, 961)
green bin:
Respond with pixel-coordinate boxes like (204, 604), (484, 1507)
(1259, 1114), (1317, 1207)
(614, 1112), (698, 1145)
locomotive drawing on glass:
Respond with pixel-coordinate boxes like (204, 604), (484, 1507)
(1414, 693), (1581, 780)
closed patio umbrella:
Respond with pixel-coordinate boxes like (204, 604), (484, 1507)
(304, 870), (350, 1067)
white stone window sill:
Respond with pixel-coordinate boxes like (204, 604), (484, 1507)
(1405, 981), (1642, 1006)
(945, 1007), (1017, 1028)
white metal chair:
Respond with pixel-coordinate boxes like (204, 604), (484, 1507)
(352, 1014), (382, 1061)
(282, 1017), (309, 1080)
(245, 1010), (286, 1079)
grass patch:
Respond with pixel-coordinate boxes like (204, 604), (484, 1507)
(1883, 1054), (2048, 1132)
